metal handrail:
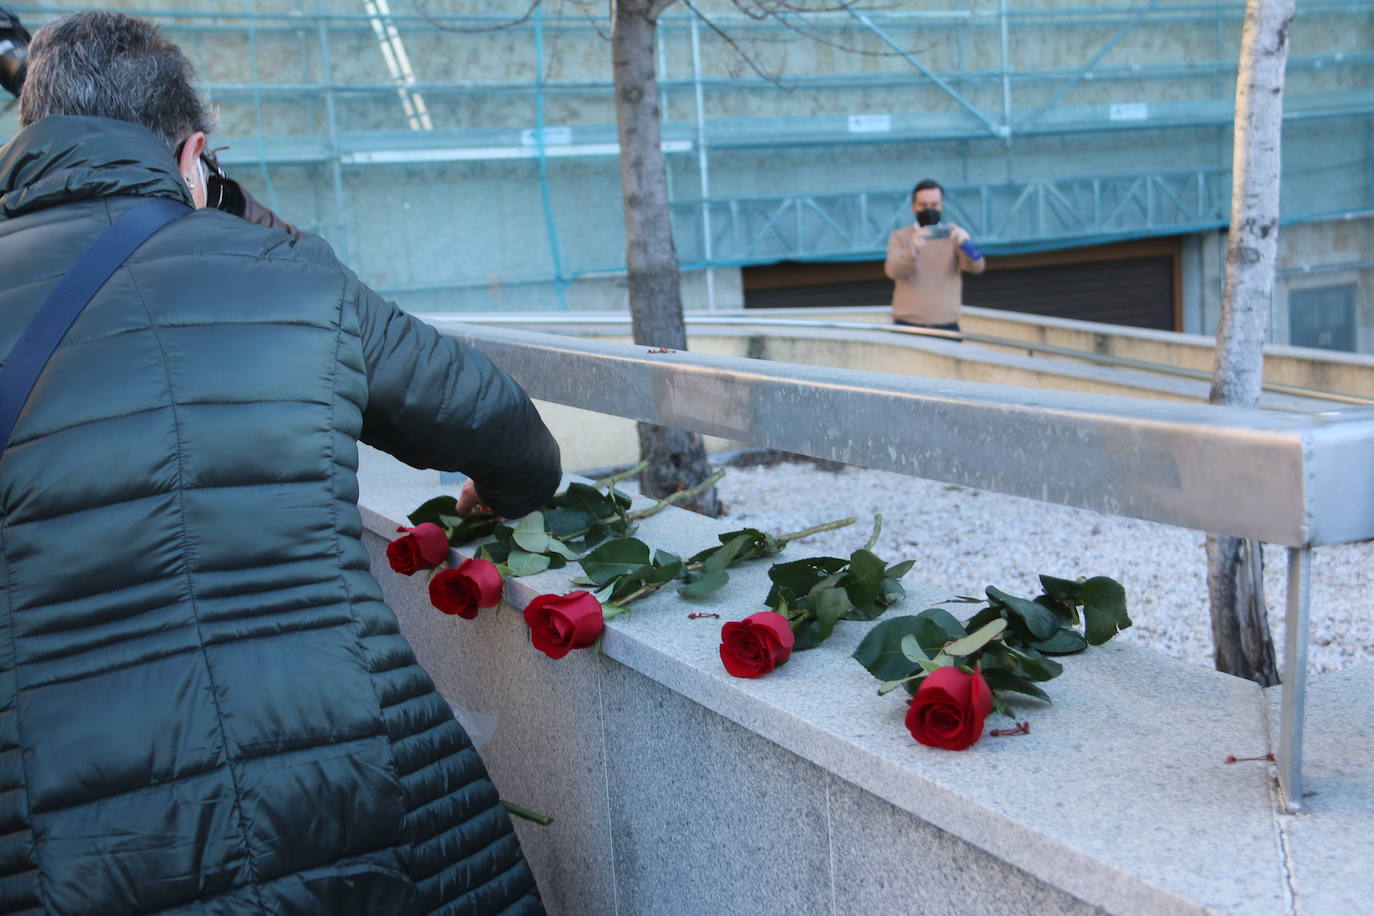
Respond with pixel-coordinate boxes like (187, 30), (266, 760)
(440, 313), (1374, 407)
(428, 319), (1374, 812)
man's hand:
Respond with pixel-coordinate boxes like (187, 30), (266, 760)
(909, 226), (929, 258)
(950, 224), (971, 246)
(454, 478), (493, 517)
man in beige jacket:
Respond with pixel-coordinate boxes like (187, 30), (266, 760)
(885, 178), (986, 333)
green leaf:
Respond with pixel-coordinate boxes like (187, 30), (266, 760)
(543, 507), (593, 538)
(792, 584), (853, 651)
(642, 563), (682, 586)
(544, 538), (582, 561)
(446, 513), (500, 545)
(1006, 645), (1064, 681)
(694, 528), (775, 566)
(679, 569), (729, 598)
(989, 692), (1016, 719)
(1035, 594), (1079, 625)
(608, 486), (633, 511)
(878, 672), (924, 696)
(843, 549), (887, 608)
(987, 586), (1059, 641)
(852, 616), (929, 680)
(879, 576), (906, 605)
(407, 495), (460, 528)
(1030, 628), (1089, 655)
(899, 634), (928, 663)
(852, 610), (962, 680)
(511, 513), (552, 554)
(505, 549), (551, 578)
(609, 575), (649, 602)
(1081, 576), (1131, 645)
(553, 482), (617, 519)
(769, 556), (846, 591)
(942, 618), (1008, 657)
(651, 549), (682, 575)
(1038, 574), (1082, 603)
(842, 602), (888, 622)
(885, 559), (916, 579)
(980, 668), (1053, 703)
(913, 607), (967, 642)
(580, 538), (652, 586)
(966, 605), (1003, 631)
(702, 534), (749, 572)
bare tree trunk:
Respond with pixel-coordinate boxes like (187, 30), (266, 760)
(610, 0), (720, 516)
(1206, 0), (1293, 687)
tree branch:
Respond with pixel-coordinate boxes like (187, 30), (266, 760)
(683, 0), (790, 86)
(412, 0), (542, 34)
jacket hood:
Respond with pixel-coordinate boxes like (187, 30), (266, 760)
(0, 115), (193, 221)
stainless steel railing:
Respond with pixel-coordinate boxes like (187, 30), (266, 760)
(429, 318), (1374, 813)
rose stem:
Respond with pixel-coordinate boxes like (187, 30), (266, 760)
(590, 460), (648, 490)
(1223, 753), (1275, 764)
(502, 800), (554, 826)
(625, 468), (727, 521)
(611, 578), (673, 609)
(775, 516), (858, 544)
(863, 514), (883, 552)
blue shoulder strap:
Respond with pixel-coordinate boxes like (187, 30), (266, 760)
(0, 197), (190, 460)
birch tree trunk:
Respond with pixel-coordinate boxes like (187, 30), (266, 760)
(1206, 0), (1293, 686)
(611, 0), (721, 516)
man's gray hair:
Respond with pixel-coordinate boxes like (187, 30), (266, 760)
(19, 10), (214, 151)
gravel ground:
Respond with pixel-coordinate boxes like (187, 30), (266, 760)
(702, 456), (1374, 677)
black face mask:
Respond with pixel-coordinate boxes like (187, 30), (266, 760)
(915, 207), (942, 227)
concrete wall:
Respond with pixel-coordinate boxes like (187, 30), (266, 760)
(1198, 215), (1374, 352)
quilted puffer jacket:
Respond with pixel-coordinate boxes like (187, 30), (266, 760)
(0, 116), (560, 915)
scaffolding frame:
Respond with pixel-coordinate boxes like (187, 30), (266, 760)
(5, 2), (1372, 293)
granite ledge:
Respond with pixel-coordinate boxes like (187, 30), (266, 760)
(357, 445), (1307, 915)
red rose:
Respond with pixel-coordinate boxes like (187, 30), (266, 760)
(387, 523), (450, 575)
(428, 558), (504, 619)
(905, 666), (994, 751)
(523, 591), (605, 659)
(719, 611), (795, 678)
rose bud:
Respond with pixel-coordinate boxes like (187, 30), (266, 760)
(719, 611), (795, 679)
(386, 523), (450, 575)
(905, 666), (994, 751)
(523, 591), (605, 659)
(429, 558), (504, 619)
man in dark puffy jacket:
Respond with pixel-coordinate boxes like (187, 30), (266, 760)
(0, 11), (559, 915)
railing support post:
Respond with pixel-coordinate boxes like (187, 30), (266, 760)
(1277, 546), (1312, 813)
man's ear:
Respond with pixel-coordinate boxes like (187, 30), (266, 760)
(177, 131), (206, 184)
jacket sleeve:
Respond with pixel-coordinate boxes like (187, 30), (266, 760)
(884, 228), (917, 280)
(352, 277), (562, 519)
(957, 246), (987, 275)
